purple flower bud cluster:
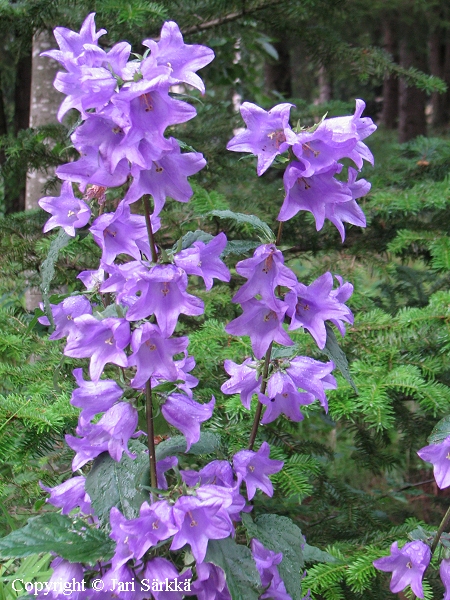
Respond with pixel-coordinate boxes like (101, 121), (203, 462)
(227, 100), (375, 240)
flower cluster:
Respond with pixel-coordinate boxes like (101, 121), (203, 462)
(37, 12), (377, 600)
(227, 101), (374, 241)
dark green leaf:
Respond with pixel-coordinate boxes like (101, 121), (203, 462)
(323, 323), (358, 394)
(40, 229), (71, 327)
(207, 210), (275, 243)
(428, 415), (450, 444)
(303, 543), (336, 563)
(242, 513), (304, 600)
(0, 513), (114, 564)
(205, 538), (261, 600)
(172, 230), (213, 253)
(222, 240), (260, 257)
(155, 432), (221, 460)
(85, 440), (150, 525)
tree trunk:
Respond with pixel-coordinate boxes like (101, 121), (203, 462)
(264, 40), (292, 98)
(428, 27), (446, 127)
(317, 65), (331, 104)
(25, 30), (62, 211)
(398, 38), (427, 143)
(2, 52), (33, 214)
(380, 18), (399, 129)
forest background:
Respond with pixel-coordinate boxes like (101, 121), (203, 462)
(1, 0), (450, 598)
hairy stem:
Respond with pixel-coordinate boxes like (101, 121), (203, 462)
(248, 342), (273, 450)
(143, 195), (158, 263)
(145, 380), (158, 491)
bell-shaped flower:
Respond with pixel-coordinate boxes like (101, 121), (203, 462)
(156, 456), (178, 490)
(221, 358), (261, 409)
(90, 200), (160, 265)
(143, 21), (214, 93)
(227, 102), (294, 176)
(174, 232), (230, 290)
(57, 146), (131, 191)
(373, 540), (430, 598)
(125, 138), (206, 212)
(441, 558), (450, 600)
(70, 368), (123, 426)
(128, 323), (189, 389)
(192, 562), (231, 600)
(284, 356), (336, 411)
(417, 436), (450, 489)
(66, 402), (138, 469)
(171, 494), (233, 562)
(324, 167), (369, 241)
(77, 267), (105, 291)
(225, 298), (293, 360)
(41, 13), (106, 69)
(252, 538), (283, 588)
(181, 460), (234, 488)
(119, 500), (178, 561)
(38, 295), (92, 341)
(40, 476), (91, 515)
(233, 442), (283, 500)
(143, 558), (192, 600)
(285, 272), (353, 349)
(258, 371), (315, 424)
(162, 393), (215, 450)
(232, 244), (297, 310)
(125, 264), (204, 336)
(39, 182), (91, 236)
(64, 316), (130, 382)
(45, 558), (85, 600)
(278, 162), (351, 226)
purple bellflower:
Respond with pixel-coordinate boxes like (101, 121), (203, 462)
(174, 232), (231, 290)
(162, 393), (215, 450)
(181, 460), (234, 488)
(39, 181), (91, 236)
(124, 138), (206, 213)
(156, 456), (178, 489)
(64, 316), (130, 381)
(417, 436), (450, 489)
(285, 272), (354, 349)
(90, 200), (160, 264)
(232, 244), (297, 310)
(70, 368), (123, 426)
(125, 264), (204, 335)
(40, 476), (91, 515)
(373, 540), (430, 598)
(38, 295), (92, 341)
(278, 162), (351, 227)
(284, 356), (336, 411)
(441, 558), (450, 600)
(128, 323), (189, 389)
(221, 358), (261, 409)
(192, 562), (231, 600)
(66, 402), (138, 469)
(251, 539), (292, 600)
(227, 102), (294, 176)
(258, 371), (315, 424)
(142, 21), (215, 93)
(225, 298), (293, 360)
(143, 558), (192, 600)
(233, 442), (283, 500)
(171, 494), (233, 562)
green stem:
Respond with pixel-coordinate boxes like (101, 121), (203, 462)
(248, 342), (273, 450)
(142, 195), (158, 263)
(145, 380), (157, 491)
